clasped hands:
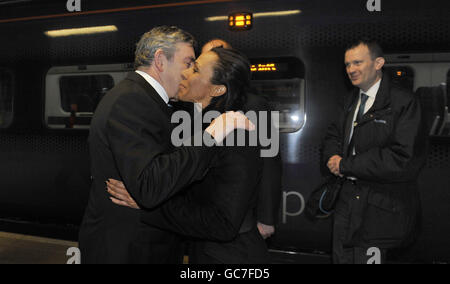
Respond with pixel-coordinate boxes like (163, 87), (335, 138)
(327, 155), (343, 177)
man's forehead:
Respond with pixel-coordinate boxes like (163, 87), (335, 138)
(175, 42), (196, 60)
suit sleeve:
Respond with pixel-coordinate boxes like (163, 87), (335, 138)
(106, 92), (216, 210)
(340, 95), (426, 183)
(140, 145), (261, 242)
(322, 105), (346, 166)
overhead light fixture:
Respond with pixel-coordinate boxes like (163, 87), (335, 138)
(253, 10), (301, 18)
(228, 13), (253, 31)
(44, 25), (118, 37)
(205, 9), (301, 22)
(0, 0), (31, 5)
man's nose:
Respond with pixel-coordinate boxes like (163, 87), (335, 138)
(347, 64), (356, 75)
(181, 69), (188, 80)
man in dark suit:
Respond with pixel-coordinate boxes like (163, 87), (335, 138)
(78, 26), (253, 264)
(323, 39), (427, 264)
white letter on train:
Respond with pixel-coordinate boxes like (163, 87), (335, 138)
(282, 191), (305, 224)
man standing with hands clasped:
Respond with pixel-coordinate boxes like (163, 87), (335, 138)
(323, 39), (426, 264)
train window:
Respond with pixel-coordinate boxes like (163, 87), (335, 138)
(45, 64), (132, 129)
(384, 66), (415, 92)
(249, 57), (305, 133)
(442, 71), (450, 136)
(0, 69), (14, 128)
(447, 70), (450, 107)
(59, 75), (114, 113)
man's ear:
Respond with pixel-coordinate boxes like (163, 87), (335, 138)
(154, 49), (167, 72)
(375, 57), (385, 71)
(211, 85), (226, 97)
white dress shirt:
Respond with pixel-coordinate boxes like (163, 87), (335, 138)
(135, 70), (169, 104)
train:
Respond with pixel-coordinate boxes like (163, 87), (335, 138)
(0, 0), (449, 263)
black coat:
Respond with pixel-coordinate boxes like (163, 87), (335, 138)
(171, 95), (282, 227)
(323, 74), (427, 248)
(140, 132), (270, 264)
(78, 72), (216, 263)
(246, 94), (282, 226)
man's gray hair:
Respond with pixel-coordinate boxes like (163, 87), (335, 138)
(134, 26), (196, 69)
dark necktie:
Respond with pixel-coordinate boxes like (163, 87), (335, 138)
(356, 93), (369, 123)
(166, 103), (176, 118)
(347, 93), (369, 156)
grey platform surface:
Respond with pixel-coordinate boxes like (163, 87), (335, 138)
(0, 231), (78, 264)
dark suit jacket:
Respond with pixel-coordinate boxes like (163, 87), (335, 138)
(78, 72), (217, 263)
(323, 74), (427, 248)
(141, 131), (270, 264)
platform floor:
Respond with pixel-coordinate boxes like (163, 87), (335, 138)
(0, 231), (78, 264)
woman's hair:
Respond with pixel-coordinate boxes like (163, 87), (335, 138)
(206, 47), (251, 113)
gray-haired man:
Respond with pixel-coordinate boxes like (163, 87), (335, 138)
(78, 26), (253, 264)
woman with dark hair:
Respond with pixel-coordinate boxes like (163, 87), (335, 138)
(106, 47), (270, 264)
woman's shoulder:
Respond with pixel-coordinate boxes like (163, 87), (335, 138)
(216, 139), (262, 168)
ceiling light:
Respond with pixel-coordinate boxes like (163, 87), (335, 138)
(205, 10), (301, 22)
(44, 25), (118, 37)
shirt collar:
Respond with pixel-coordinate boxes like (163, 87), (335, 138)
(135, 70), (169, 104)
(360, 78), (381, 99)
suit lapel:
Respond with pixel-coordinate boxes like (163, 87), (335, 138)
(125, 72), (172, 118)
(343, 90), (359, 152)
(357, 74), (391, 124)
(343, 74), (392, 156)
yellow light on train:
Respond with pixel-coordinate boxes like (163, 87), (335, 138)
(206, 10), (301, 22)
(396, 71), (403, 76)
(228, 13), (253, 31)
(44, 25), (118, 37)
(251, 63), (277, 72)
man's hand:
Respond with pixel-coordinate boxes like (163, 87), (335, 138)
(327, 155), (343, 177)
(205, 111), (255, 144)
(257, 222), (275, 239)
(106, 179), (140, 209)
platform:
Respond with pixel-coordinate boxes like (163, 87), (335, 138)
(0, 231), (78, 264)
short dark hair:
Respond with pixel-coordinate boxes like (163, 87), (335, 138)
(345, 38), (384, 59)
(206, 47), (250, 113)
(134, 26), (196, 69)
